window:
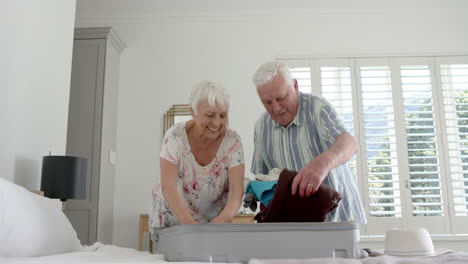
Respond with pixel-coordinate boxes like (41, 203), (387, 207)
(284, 56), (468, 235)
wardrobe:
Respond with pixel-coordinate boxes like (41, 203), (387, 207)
(65, 27), (125, 245)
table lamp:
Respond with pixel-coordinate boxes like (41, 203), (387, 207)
(40, 155), (87, 211)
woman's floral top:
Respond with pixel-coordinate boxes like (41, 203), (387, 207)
(150, 122), (244, 232)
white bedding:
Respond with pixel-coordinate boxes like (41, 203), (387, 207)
(3, 178), (466, 264)
(0, 243), (230, 264)
(1, 243), (467, 264)
(249, 251), (468, 264)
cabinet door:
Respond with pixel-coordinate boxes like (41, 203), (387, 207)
(65, 38), (106, 245)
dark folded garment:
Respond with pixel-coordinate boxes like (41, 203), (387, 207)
(254, 169), (342, 222)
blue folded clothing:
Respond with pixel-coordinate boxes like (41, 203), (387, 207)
(245, 181), (278, 206)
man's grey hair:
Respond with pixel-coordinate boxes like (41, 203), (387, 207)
(252, 61), (294, 88)
(189, 80), (230, 115)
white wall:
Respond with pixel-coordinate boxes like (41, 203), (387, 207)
(76, 1), (468, 249)
(1, 0), (76, 189)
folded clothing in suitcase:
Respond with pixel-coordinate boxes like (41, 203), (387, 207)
(158, 222), (361, 263)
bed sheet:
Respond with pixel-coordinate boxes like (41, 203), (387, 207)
(249, 251), (468, 264)
(2, 243), (467, 264)
(0, 243), (239, 264)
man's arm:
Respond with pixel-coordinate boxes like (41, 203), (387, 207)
(291, 132), (358, 197)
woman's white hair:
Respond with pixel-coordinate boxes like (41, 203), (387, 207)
(252, 61), (294, 88)
(189, 80), (230, 115)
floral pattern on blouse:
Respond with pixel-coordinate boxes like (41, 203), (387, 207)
(149, 122), (244, 232)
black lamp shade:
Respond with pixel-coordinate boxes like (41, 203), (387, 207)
(41, 156), (87, 201)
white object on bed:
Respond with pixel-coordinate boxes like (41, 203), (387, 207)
(0, 178), (82, 257)
(384, 227), (434, 257)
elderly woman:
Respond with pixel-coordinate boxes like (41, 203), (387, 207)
(150, 80), (245, 251)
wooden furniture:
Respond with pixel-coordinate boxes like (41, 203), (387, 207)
(138, 213), (255, 252)
(29, 190), (44, 196)
(66, 27), (125, 245)
(139, 214), (153, 252)
(232, 214), (255, 224)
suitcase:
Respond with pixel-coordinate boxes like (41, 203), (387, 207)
(158, 221), (361, 262)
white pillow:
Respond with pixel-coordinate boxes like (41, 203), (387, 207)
(0, 178), (82, 257)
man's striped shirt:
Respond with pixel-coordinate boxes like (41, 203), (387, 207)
(251, 92), (367, 225)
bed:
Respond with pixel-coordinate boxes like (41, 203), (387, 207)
(1, 244), (467, 264)
(0, 243), (208, 264)
(1, 177), (467, 264)
(249, 252), (468, 264)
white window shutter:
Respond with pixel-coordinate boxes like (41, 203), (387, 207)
(401, 65), (443, 212)
(318, 65), (359, 175)
(360, 65), (401, 216)
(401, 65), (442, 216)
(284, 59), (312, 94)
(291, 67), (312, 94)
(394, 58), (448, 234)
(354, 59), (404, 234)
(320, 66), (354, 132)
(436, 56), (468, 233)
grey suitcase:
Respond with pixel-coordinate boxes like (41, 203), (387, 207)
(158, 221), (361, 262)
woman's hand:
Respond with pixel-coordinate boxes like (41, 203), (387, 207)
(179, 216), (197, 224)
(209, 164), (245, 224)
(161, 158), (198, 225)
(210, 215), (232, 224)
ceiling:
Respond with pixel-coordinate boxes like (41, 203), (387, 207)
(76, 0), (468, 19)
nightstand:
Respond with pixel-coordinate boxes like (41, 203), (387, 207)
(139, 214), (153, 252)
(232, 214), (255, 223)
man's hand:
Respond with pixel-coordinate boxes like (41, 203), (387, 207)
(291, 133), (358, 197)
(291, 154), (332, 197)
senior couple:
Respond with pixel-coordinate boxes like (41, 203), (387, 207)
(150, 61), (367, 249)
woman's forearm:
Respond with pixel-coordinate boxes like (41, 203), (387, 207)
(161, 184), (195, 224)
(160, 158), (195, 224)
(218, 187), (243, 219)
(217, 164), (245, 220)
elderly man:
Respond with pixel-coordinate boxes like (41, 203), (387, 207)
(251, 61), (366, 224)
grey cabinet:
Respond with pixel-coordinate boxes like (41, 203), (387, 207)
(65, 27), (125, 245)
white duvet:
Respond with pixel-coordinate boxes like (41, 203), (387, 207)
(0, 242), (231, 264)
(1, 243), (467, 264)
(249, 252), (468, 264)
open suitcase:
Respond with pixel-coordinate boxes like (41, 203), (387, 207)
(158, 221), (361, 262)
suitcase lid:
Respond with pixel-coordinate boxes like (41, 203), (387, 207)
(160, 221), (359, 236)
